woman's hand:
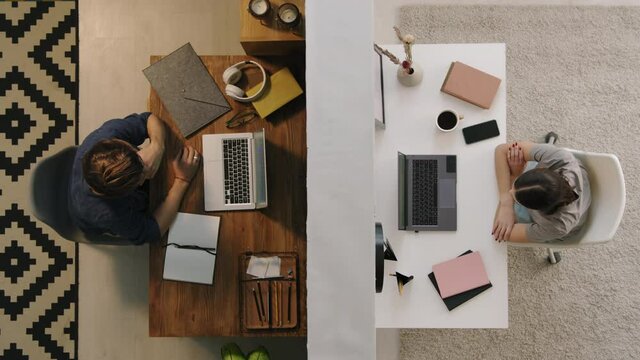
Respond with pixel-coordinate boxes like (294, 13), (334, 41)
(172, 145), (200, 183)
(493, 204), (516, 242)
(507, 142), (526, 178)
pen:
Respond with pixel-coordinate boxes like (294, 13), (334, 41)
(266, 283), (271, 327)
(280, 282), (284, 327)
(273, 283), (280, 326)
(252, 288), (263, 325)
(277, 282), (282, 327)
(183, 96), (228, 110)
(272, 282), (277, 328)
(287, 282), (292, 323)
(257, 282), (266, 319)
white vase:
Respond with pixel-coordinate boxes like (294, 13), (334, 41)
(396, 62), (423, 87)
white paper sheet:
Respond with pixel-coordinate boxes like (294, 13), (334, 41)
(247, 256), (281, 278)
(373, 50), (385, 125)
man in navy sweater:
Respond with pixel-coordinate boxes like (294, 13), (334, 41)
(68, 113), (199, 244)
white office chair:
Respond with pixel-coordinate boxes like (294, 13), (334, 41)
(509, 134), (626, 264)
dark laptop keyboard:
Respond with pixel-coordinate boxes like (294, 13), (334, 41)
(412, 159), (438, 225)
(223, 139), (250, 204)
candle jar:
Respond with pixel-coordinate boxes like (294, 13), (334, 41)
(248, 0), (271, 18)
(276, 3), (301, 28)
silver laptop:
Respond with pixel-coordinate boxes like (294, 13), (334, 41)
(203, 129), (268, 211)
(398, 152), (456, 231)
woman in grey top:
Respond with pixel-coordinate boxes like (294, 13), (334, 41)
(492, 141), (591, 243)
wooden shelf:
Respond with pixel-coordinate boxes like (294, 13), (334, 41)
(240, 0), (305, 55)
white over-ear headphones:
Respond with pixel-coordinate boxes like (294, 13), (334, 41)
(222, 60), (268, 103)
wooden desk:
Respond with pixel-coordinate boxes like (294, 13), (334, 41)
(240, 0), (305, 55)
(148, 55), (307, 337)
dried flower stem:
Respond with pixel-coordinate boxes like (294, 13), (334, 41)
(374, 43), (400, 65)
(393, 26), (403, 42)
(393, 26), (414, 63)
(405, 44), (413, 63)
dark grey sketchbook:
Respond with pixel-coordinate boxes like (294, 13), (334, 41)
(143, 43), (231, 137)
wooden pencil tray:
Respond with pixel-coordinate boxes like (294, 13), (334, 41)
(240, 253), (298, 332)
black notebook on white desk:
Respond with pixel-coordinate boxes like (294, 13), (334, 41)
(163, 212), (220, 285)
(428, 250), (492, 311)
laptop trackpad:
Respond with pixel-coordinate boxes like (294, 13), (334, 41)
(439, 179), (456, 209)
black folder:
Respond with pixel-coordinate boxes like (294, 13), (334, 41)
(428, 250), (492, 311)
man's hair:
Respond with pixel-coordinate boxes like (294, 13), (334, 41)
(82, 139), (145, 197)
(514, 168), (579, 215)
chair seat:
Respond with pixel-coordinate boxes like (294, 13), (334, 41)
(508, 230), (605, 249)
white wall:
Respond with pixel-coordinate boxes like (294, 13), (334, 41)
(306, 1), (376, 359)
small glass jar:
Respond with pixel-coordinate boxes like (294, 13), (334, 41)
(276, 3), (301, 27)
(248, 0), (271, 18)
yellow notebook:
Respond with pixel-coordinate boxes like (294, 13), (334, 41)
(246, 67), (303, 118)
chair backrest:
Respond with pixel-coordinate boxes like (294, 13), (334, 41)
(30, 146), (132, 245)
(512, 148), (625, 249)
(563, 149), (626, 245)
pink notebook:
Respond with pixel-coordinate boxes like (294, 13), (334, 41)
(441, 61), (501, 109)
(432, 252), (490, 299)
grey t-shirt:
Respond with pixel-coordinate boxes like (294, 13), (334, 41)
(524, 144), (591, 242)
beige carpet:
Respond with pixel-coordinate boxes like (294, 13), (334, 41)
(398, 5), (640, 360)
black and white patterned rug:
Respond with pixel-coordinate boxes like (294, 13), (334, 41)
(0, 1), (78, 359)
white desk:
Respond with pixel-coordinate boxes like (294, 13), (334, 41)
(375, 44), (508, 328)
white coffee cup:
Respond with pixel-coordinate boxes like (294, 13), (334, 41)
(436, 109), (464, 132)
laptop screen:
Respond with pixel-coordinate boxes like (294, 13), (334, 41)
(253, 130), (268, 206)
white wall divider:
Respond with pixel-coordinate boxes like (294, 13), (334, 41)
(306, 1), (376, 359)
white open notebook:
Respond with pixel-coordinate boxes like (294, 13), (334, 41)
(163, 212), (221, 285)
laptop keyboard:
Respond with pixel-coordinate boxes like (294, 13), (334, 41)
(223, 139), (250, 205)
(412, 159), (438, 225)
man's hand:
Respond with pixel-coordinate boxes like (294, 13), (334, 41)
(138, 113), (167, 179)
(153, 145), (200, 236)
(172, 145), (200, 183)
(507, 142), (526, 179)
(493, 204), (516, 242)
(138, 142), (165, 179)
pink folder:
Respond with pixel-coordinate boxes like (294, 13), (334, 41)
(432, 252), (490, 299)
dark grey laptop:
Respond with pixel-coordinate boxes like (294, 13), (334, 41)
(398, 152), (457, 231)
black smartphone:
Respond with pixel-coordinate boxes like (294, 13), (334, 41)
(462, 120), (500, 144)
